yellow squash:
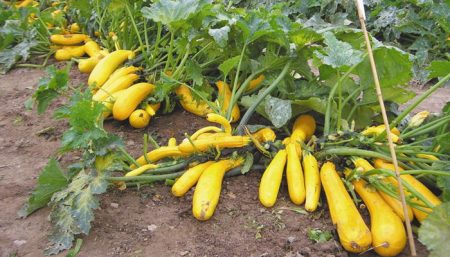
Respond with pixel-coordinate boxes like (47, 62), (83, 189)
(144, 103), (161, 116)
(355, 158), (414, 222)
(175, 84), (213, 117)
(50, 34), (89, 45)
(321, 162), (372, 253)
(112, 82), (155, 121)
(129, 109), (150, 129)
(349, 174), (406, 257)
(193, 158), (244, 220)
(286, 143), (305, 205)
(78, 50), (108, 73)
(92, 73), (139, 102)
(125, 164), (158, 177)
(373, 159), (442, 222)
(133, 146), (186, 167)
(88, 50), (135, 88)
(245, 74), (265, 92)
(167, 137), (177, 147)
(291, 114), (316, 143)
(259, 150), (287, 207)
(215, 81), (240, 122)
(177, 136), (251, 153)
(252, 128), (276, 143)
(303, 151), (321, 212)
(206, 113), (232, 134)
(84, 40), (101, 57)
(101, 89), (126, 119)
(54, 45), (86, 61)
(171, 161), (215, 197)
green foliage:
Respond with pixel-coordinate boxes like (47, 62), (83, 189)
(419, 202), (450, 257)
(31, 65), (70, 114)
(18, 159), (69, 218)
(307, 228), (333, 243)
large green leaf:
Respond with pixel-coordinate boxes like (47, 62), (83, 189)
(314, 31), (363, 69)
(419, 202), (450, 257)
(18, 159), (68, 218)
(427, 60), (450, 79)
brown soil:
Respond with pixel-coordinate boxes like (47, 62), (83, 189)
(0, 67), (443, 257)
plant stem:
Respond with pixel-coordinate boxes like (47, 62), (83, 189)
(323, 59), (365, 135)
(164, 31), (175, 71)
(118, 147), (140, 168)
(227, 45), (247, 121)
(237, 60), (292, 134)
(107, 171), (185, 183)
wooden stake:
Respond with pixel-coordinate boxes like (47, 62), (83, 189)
(355, 1), (416, 256)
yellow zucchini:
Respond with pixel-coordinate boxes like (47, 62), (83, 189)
(54, 45), (86, 61)
(355, 158), (414, 222)
(112, 82), (155, 121)
(252, 127), (276, 143)
(303, 151), (321, 212)
(101, 89), (126, 119)
(291, 114), (316, 143)
(171, 161), (215, 197)
(245, 74), (265, 92)
(133, 146), (186, 167)
(50, 34), (88, 45)
(78, 50), (109, 73)
(259, 150), (287, 207)
(321, 162), (372, 253)
(215, 81), (240, 122)
(373, 159), (442, 222)
(349, 174), (406, 256)
(167, 137), (177, 147)
(206, 113), (232, 134)
(193, 158), (244, 220)
(190, 126), (223, 140)
(177, 136), (251, 153)
(92, 73), (139, 102)
(286, 143), (305, 205)
(175, 84), (213, 117)
(88, 50), (135, 88)
(84, 40), (101, 57)
(125, 164), (158, 177)
(144, 103), (161, 116)
(129, 109), (150, 129)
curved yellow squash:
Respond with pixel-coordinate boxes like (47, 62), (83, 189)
(303, 151), (320, 212)
(321, 162), (372, 253)
(112, 82), (155, 121)
(172, 161), (215, 197)
(175, 84), (213, 117)
(88, 50), (135, 88)
(351, 177), (406, 256)
(92, 73), (139, 102)
(259, 150), (287, 207)
(286, 143), (305, 205)
(215, 81), (240, 122)
(50, 34), (88, 45)
(193, 158), (243, 220)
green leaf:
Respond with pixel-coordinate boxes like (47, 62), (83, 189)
(356, 46), (413, 90)
(185, 59), (204, 86)
(218, 55), (241, 78)
(208, 25), (230, 47)
(427, 60), (450, 79)
(264, 95), (292, 128)
(18, 159), (68, 217)
(314, 32), (363, 69)
(240, 152), (254, 175)
(307, 228), (333, 243)
(142, 0), (212, 28)
(292, 97), (330, 115)
(0, 39), (38, 74)
(419, 202), (450, 257)
(289, 27), (322, 49)
(33, 65), (70, 114)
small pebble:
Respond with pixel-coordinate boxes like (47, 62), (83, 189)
(180, 250), (189, 256)
(147, 224), (158, 232)
(287, 236), (296, 244)
(13, 240), (26, 247)
(110, 203), (119, 208)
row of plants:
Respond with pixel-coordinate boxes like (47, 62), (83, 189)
(1, 0), (449, 256)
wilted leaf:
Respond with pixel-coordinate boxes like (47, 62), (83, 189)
(208, 25), (230, 47)
(264, 95), (292, 128)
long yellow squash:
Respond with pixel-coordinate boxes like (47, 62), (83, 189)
(193, 158), (243, 220)
(50, 34), (88, 45)
(88, 50), (135, 88)
(350, 176), (406, 256)
(112, 83), (155, 121)
(171, 161), (215, 197)
(373, 159), (442, 222)
(92, 73), (139, 102)
(215, 81), (240, 122)
(175, 84), (213, 117)
(286, 143), (305, 205)
(354, 158), (414, 222)
(259, 150), (287, 207)
(133, 146), (186, 168)
(303, 151), (320, 212)
(177, 136), (251, 153)
(321, 162), (372, 253)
